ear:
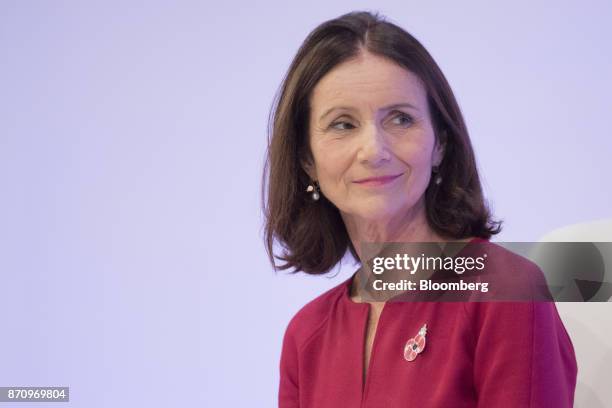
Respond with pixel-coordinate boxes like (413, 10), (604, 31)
(300, 156), (317, 181)
(432, 131), (447, 167)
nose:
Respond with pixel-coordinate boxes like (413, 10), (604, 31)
(356, 123), (391, 166)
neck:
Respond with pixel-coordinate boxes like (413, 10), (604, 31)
(341, 197), (445, 262)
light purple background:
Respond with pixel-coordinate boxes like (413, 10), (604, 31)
(1, 2), (610, 407)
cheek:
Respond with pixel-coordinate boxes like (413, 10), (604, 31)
(396, 140), (435, 170)
(312, 140), (354, 180)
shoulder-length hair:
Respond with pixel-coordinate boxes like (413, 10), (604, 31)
(262, 10), (502, 275)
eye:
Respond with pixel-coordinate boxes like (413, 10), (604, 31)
(390, 111), (414, 127)
(328, 118), (356, 131)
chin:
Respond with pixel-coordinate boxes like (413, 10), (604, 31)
(352, 202), (402, 223)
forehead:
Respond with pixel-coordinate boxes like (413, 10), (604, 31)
(310, 52), (427, 112)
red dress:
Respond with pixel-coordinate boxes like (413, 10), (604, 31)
(278, 240), (577, 407)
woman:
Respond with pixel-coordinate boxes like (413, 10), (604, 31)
(263, 11), (577, 407)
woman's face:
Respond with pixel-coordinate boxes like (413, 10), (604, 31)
(305, 50), (444, 223)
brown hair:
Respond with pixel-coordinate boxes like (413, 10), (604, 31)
(262, 10), (502, 275)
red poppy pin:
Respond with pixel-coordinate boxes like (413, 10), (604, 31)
(403, 324), (427, 362)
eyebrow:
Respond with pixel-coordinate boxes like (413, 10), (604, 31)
(318, 102), (419, 123)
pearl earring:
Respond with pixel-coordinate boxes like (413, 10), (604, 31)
(432, 166), (442, 185)
(306, 181), (320, 201)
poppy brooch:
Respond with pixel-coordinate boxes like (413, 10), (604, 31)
(403, 324), (427, 362)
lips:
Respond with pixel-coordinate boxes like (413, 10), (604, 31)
(353, 173), (403, 185)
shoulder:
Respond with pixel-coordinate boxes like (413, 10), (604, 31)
(478, 240), (540, 271)
(282, 276), (351, 350)
(463, 244), (569, 334)
(473, 241), (551, 299)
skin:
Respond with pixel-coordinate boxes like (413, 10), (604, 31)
(303, 49), (446, 252)
(302, 49), (474, 385)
